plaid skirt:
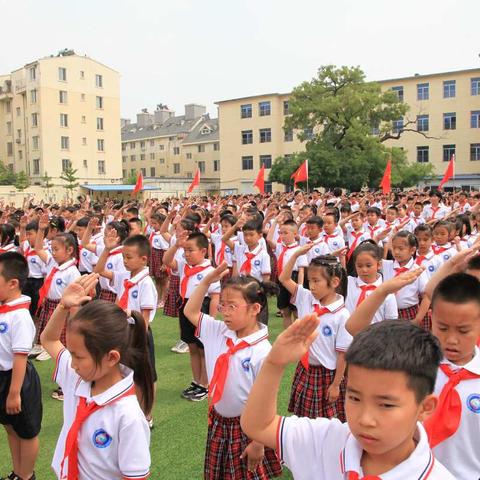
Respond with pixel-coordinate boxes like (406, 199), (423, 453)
(266, 243), (278, 284)
(421, 310), (432, 331)
(288, 361), (346, 422)
(149, 248), (167, 279)
(164, 274), (180, 317)
(37, 298), (66, 345)
(205, 408), (282, 480)
(99, 288), (117, 303)
(397, 304), (419, 321)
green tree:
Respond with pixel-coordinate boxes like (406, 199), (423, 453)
(14, 171), (30, 191)
(0, 163), (17, 185)
(270, 65), (433, 191)
(126, 171), (137, 185)
(60, 166), (79, 198)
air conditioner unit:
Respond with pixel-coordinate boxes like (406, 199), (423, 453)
(15, 138), (21, 144)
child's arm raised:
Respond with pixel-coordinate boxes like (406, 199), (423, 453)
(240, 314), (320, 449)
(221, 214), (245, 250)
(93, 229), (119, 280)
(278, 243), (312, 295)
(162, 231), (188, 271)
(34, 213), (50, 264)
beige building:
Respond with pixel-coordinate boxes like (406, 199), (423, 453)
(0, 50), (122, 192)
(216, 67), (480, 193)
(121, 104), (220, 193)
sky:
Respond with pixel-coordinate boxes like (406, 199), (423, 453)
(1, 0), (479, 120)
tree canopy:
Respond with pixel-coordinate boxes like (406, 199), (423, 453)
(269, 65), (433, 191)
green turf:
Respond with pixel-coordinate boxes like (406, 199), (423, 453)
(1, 299), (294, 479)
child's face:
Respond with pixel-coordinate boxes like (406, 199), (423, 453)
(430, 195), (440, 207)
(243, 229), (261, 248)
(351, 215), (364, 230)
(279, 225), (296, 244)
(305, 224), (321, 240)
(346, 366), (434, 461)
(129, 223), (142, 237)
(51, 239), (72, 264)
(26, 229), (37, 247)
(386, 209), (397, 223)
(0, 266), (18, 302)
(355, 252), (380, 283)
(415, 231), (432, 254)
(219, 287), (259, 332)
(184, 239), (206, 265)
(220, 220), (232, 232)
(299, 208), (311, 222)
(150, 220), (161, 232)
(366, 213), (379, 226)
(125, 212), (136, 221)
(392, 238), (416, 264)
(413, 205), (423, 217)
(76, 226), (86, 239)
(323, 216), (336, 235)
(307, 267), (337, 301)
(432, 299), (480, 366)
(397, 208), (407, 218)
(122, 244), (147, 272)
(433, 226), (449, 246)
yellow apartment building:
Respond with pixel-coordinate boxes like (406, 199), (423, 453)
(216, 68), (480, 193)
(121, 104), (220, 193)
(0, 50), (122, 192)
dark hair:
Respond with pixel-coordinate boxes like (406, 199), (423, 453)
(433, 220), (454, 233)
(223, 276), (279, 323)
(282, 219), (298, 230)
(0, 223), (16, 246)
(76, 217), (91, 228)
(306, 216), (324, 228)
(68, 301), (154, 414)
(392, 230), (417, 249)
(387, 205), (398, 214)
(128, 217), (143, 228)
(308, 255), (347, 297)
(220, 214), (236, 227)
(429, 190), (443, 200)
(150, 213), (166, 225)
(126, 207), (139, 216)
(49, 216), (66, 232)
(431, 273), (480, 310)
(414, 223), (432, 237)
(123, 234), (151, 257)
(26, 220), (42, 233)
(455, 214), (472, 238)
(180, 219), (198, 233)
(467, 255), (480, 272)
(107, 221), (129, 243)
(366, 207), (381, 217)
(186, 212), (201, 227)
(346, 320), (442, 402)
(242, 220), (262, 234)
(324, 210), (339, 223)
(352, 240), (383, 265)
(187, 231), (209, 250)
(0, 252), (28, 289)
(53, 232), (79, 261)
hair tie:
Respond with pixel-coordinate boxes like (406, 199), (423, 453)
(127, 316), (135, 325)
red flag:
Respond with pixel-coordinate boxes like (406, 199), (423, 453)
(187, 169), (200, 194)
(439, 154), (455, 189)
(380, 159), (391, 194)
(133, 172), (143, 195)
(291, 160), (308, 188)
(254, 164), (265, 194)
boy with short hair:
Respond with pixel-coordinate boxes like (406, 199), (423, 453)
(364, 206), (385, 238)
(299, 216), (329, 263)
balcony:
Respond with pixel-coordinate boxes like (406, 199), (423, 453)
(0, 82), (13, 101)
(15, 80), (26, 94)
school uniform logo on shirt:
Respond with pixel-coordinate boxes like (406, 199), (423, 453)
(314, 248), (320, 254)
(132, 290), (139, 299)
(56, 278), (63, 285)
(332, 242), (338, 247)
(0, 322), (8, 334)
(428, 265), (435, 272)
(443, 254), (450, 261)
(241, 357), (251, 372)
(107, 262), (113, 269)
(322, 325), (333, 337)
(31, 258), (36, 264)
(82, 251), (88, 257)
(466, 393), (480, 413)
(92, 429), (112, 448)
(197, 273), (203, 280)
(254, 260), (261, 266)
(225, 247), (231, 253)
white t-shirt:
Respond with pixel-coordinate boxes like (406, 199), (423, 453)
(176, 258), (220, 299)
(299, 237), (330, 263)
(100, 247), (127, 292)
(22, 241), (47, 279)
(275, 243), (308, 273)
(233, 243), (271, 281)
(44, 258), (81, 300)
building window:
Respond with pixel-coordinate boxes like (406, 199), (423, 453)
(242, 156), (253, 170)
(213, 159), (220, 172)
(149, 139), (155, 147)
(96, 117), (104, 130)
(141, 168), (146, 176)
(131, 169), (135, 176)
(259, 101), (271, 116)
(417, 83), (429, 100)
(140, 154), (145, 161)
(61, 159), (71, 172)
(198, 161), (205, 173)
(417, 146), (429, 163)
(186, 153), (192, 159)
(443, 144), (455, 162)
(16, 107), (21, 117)
(130, 155), (136, 162)
(260, 155), (272, 169)
(58, 67), (67, 82)
(471, 143), (480, 161)
(82, 137), (87, 145)
(392, 118), (404, 133)
(95, 74), (103, 88)
(7, 143), (13, 156)
(16, 129), (21, 141)
(443, 80), (456, 98)
(259, 128), (271, 143)
(33, 159), (40, 175)
(6, 122), (11, 135)
(5, 102), (11, 114)
(96, 96), (103, 109)
(98, 160), (105, 174)
(130, 142), (136, 149)
(31, 113), (38, 127)
(60, 113), (68, 127)
(83, 159), (88, 168)
(18, 150), (23, 160)
(242, 130), (253, 144)
(29, 67), (37, 81)
(303, 127), (314, 139)
(284, 129), (293, 142)
(241, 104), (252, 118)
(471, 111), (480, 128)
(30, 89), (37, 104)
(471, 78), (480, 96)
(159, 144), (164, 150)
(417, 115), (429, 132)
(391, 86), (404, 102)
(140, 141), (145, 149)
(122, 143), (127, 151)
(59, 90), (68, 104)
(97, 139), (105, 151)
(198, 144), (205, 153)
(214, 142), (220, 151)
(283, 100), (290, 115)
(81, 93), (86, 102)
(264, 181), (272, 194)
(61, 136), (70, 150)
(150, 153), (155, 160)
(81, 115), (86, 124)
(159, 158), (165, 164)
(173, 147), (180, 155)
(80, 70), (85, 79)
(173, 163), (180, 174)
(443, 112), (456, 130)
(150, 167), (156, 177)
(123, 169), (126, 177)
(32, 136), (39, 150)
(122, 156), (127, 163)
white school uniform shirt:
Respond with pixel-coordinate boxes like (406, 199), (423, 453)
(91, 231), (105, 254)
(299, 236), (330, 263)
(275, 243), (308, 273)
(211, 232), (235, 267)
(321, 232), (345, 254)
(454, 201), (471, 213)
(410, 213), (426, 228)
(78, 242), (98, 273)
(0, 243), (17, 254)
(22, 241), (47, 279)
(432, 348), (480, 480)
(291, 288), (352, 370)
(396, 216), (417, 233)
(112, 268), (157, 322)
(423, 204), (450, 221)
(99, 246), (126, 292)
(237, 231), (268, 251)
(277, 418), (454, 480)
(52, 349), (150, 480)
(415, 250), (443, 280)
(382, 258), (428, 309)
(432, 243), (458, 265)
(0, 295), (34, 371)
(196, 312), (270, 418)
(345, 276), (398, 323)
(148, 231), (169, 251)
(345, 227), (371, 248)
(44, 257), (81, 300)
(176, 258), (221, 299)
(233, 243), (271, 281)
(363, 220), (386, 238)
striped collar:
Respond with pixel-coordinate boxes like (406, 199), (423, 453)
(223, 322), (269, 346)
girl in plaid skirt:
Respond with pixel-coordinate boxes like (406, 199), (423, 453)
(279, 246), (350, 422)
(183, 263), (282, 480)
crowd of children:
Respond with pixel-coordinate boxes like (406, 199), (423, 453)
(0, 187), (479, 479)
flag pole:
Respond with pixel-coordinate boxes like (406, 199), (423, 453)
(306, 160), (309, 194)
(452, 154), (455, 192)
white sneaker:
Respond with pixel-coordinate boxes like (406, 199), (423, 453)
(36, 350), (51, 362)
(29, 344), (44, 358)
(176, 341), (189, 354)
(171, 340), (188, 353)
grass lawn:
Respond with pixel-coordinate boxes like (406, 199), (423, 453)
(1, 299), (294, 479)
